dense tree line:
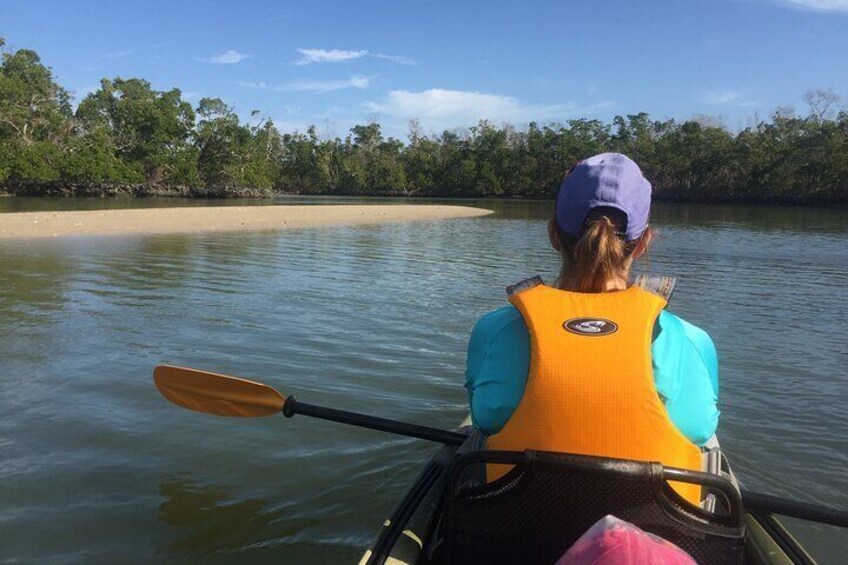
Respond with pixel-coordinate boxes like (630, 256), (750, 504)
(1, 38), (846, 204)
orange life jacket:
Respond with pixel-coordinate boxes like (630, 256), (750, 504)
(486, 278), (703, 504)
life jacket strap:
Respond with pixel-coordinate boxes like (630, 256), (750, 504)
(506, 275), (544, 297)
(506, 274), (677, 301)
(634, 274), (677, 301)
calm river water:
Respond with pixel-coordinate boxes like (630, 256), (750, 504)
(1, 198), (846, 563)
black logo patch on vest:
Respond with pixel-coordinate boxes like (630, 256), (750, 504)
(563, 318), (619, 336)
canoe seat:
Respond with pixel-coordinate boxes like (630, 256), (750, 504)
(440, 449), (746, 565)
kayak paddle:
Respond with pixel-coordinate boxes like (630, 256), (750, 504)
(153, 365), (848, 529)
(153, 365), (466, 446)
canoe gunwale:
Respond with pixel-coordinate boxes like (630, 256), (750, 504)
(365, 443), (457, 564)
(361, 430), (812, 565)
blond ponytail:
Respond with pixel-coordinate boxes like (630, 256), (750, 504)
(557, 210), (647, 292)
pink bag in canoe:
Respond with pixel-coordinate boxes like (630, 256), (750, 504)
(556, 515), (697, 565)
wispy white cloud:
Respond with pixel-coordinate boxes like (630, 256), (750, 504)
(775, 0), (848, 12)
(286, 76), (369, 92)
(296, 48), (368, 65)
(372, 53), (417, 65)
(703, 90), (742, 105)
(295, 48), (416, 65)
(241, 75), (369, 93)
(365, 88), (612, 131)
(204, 50), (250, 64)
(102, 47), (137, 60)
(702, 89), (758, 107)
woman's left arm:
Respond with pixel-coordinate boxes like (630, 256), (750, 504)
(465, 306), (531, 436)
(652, 311), (720, 446)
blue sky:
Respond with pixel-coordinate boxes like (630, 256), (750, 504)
(2, 0), (847, 138)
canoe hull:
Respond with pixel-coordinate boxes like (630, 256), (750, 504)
(361, 425), (806, 565)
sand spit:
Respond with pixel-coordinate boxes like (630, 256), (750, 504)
(0, 204), (493, 239)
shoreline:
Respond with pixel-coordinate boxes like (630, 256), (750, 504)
(0, 204), (493, 239)
(2, 189), (845, 208)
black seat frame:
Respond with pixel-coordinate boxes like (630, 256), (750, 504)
(441, 449), (746, 565)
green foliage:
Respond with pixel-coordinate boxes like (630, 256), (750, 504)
(195, 99), (281, 188)
(76, 78), (195, 183)
(0, 48), (71, 145)
(58, 127), (144, 183)
(5, 141), (63, 180)
(0, 39), (846, 204)
(0, 43), (72, 182)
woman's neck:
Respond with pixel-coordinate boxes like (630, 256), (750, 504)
(558, 273), (630, 292)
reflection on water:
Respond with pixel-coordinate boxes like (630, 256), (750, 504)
(0, 198), (846, 563)
(157, 478), (317, 560)
(0, 196), (275, 213)
(3, 194), (846, 233)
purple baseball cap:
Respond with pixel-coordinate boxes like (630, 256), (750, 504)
(556, 153), (652, 241)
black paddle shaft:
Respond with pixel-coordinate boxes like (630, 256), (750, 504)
(744, 490), (848, 528)
(282, 396), (467, 447)
(281, 396), (848, 529)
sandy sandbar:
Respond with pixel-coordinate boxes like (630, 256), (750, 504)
(0, 204), (493, 239)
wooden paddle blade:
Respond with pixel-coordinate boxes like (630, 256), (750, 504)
(153, 365), (285, 417)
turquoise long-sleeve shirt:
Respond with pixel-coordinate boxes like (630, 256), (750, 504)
(464, 306), (720, 446)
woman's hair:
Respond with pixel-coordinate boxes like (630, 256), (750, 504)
(556, 207), (650, 293)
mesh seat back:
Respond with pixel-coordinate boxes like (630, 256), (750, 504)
(444, 450), (745, 565)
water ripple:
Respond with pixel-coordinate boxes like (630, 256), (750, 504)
(1, 201), (846, 562)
